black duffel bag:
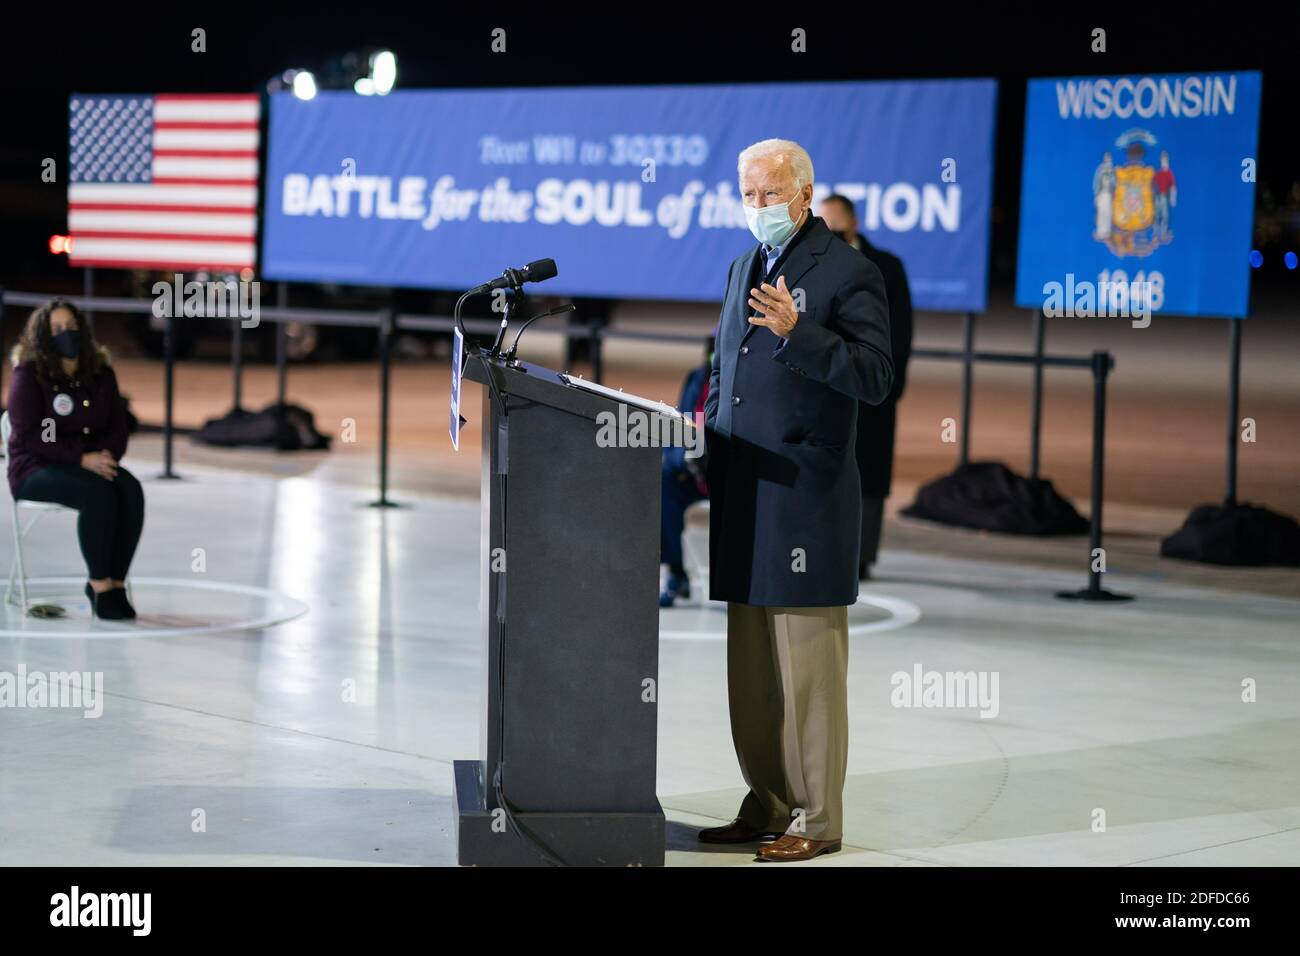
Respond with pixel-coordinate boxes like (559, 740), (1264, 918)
(194, 402), (331, 451)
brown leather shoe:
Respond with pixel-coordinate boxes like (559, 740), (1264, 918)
(697, 818), (784, 844)
(754, 834), (842, 862)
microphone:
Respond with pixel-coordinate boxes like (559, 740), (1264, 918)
(457, 259), (558, 359)
(470, 258), (557, 294)
(505, 303), (576, 360)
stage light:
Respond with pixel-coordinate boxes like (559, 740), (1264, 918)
(352, 50), (395, 96)
(1286, 251), (1297, 270)
(49, 234), (73, 255)
(1249, 249), (1263, 268)
(371, 50), (396, 95)
(292, 70), (318, 101)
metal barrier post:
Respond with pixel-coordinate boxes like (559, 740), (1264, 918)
(231, 280), (244, 412)
(83, 268), (93, 327)
(591, 320), (604, 385)
(1029, 310), (1045, 480)
(958, 312), (974, 466)
(369, 307), (401, 508)
(1057, 351), (1131, 602)
(1225, 319), (1242, 507)
(275, 283), (288, 407)
(158, 302), (181, 480)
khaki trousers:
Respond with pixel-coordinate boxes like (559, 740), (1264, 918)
(726, 602), (850, 841)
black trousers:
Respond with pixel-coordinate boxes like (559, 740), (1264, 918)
(17, 464), (145, 581)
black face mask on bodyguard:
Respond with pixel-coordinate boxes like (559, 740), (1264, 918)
(51, 330), (80, 359)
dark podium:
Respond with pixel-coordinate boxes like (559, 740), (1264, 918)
(453, 352), (681, 866)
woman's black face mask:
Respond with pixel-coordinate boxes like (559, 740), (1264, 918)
(51, 329), (81, 359)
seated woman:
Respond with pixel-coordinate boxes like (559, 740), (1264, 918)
(6, 299), (144, 619)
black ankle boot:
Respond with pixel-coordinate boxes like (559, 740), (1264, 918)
(115, 587), (137, 620)
(87, 584), (131, 620)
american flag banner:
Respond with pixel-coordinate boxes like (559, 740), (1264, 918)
(67, 93), (260, 272)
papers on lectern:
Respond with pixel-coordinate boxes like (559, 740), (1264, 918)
(560, 373), (692, 427)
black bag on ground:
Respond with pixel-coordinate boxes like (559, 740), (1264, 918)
(1160, 502), (1300, 566)
(901, 461), (1089, 535)
(193, 402), (331, 451)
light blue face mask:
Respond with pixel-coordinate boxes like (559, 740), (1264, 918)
(744, 195), (801, 247)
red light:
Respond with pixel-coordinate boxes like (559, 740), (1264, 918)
(49, 235), (74, 255)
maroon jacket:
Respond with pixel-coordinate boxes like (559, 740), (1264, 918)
(6, 355), (130, 496)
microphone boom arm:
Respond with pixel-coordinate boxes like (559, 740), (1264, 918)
(505, 303), (577, 360)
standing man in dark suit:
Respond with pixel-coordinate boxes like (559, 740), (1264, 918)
(818, 194), (914, 580)
(700, 140), (893, 862)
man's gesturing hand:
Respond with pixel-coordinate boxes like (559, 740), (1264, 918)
(748, 275), (799, 339)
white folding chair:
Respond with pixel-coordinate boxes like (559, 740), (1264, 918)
(3, 410), (94, 614)
(680, 498), (711, 590)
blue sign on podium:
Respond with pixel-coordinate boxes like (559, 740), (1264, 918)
(450, 327), (464, 451)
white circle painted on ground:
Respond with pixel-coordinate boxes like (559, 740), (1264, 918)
(0, 577), (308, 639)
(659, 591), (921, 641)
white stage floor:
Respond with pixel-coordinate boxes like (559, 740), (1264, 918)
(1, 460), (1297, 866)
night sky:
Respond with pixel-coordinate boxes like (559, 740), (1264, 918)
(3, 5), (1297, 293)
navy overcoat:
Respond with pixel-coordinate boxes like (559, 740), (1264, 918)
(704, 216), (893, 607)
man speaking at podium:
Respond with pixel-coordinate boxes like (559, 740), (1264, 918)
(701, 139), (893, 862)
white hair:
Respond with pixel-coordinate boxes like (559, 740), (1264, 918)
(737, 139), (815, 189)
